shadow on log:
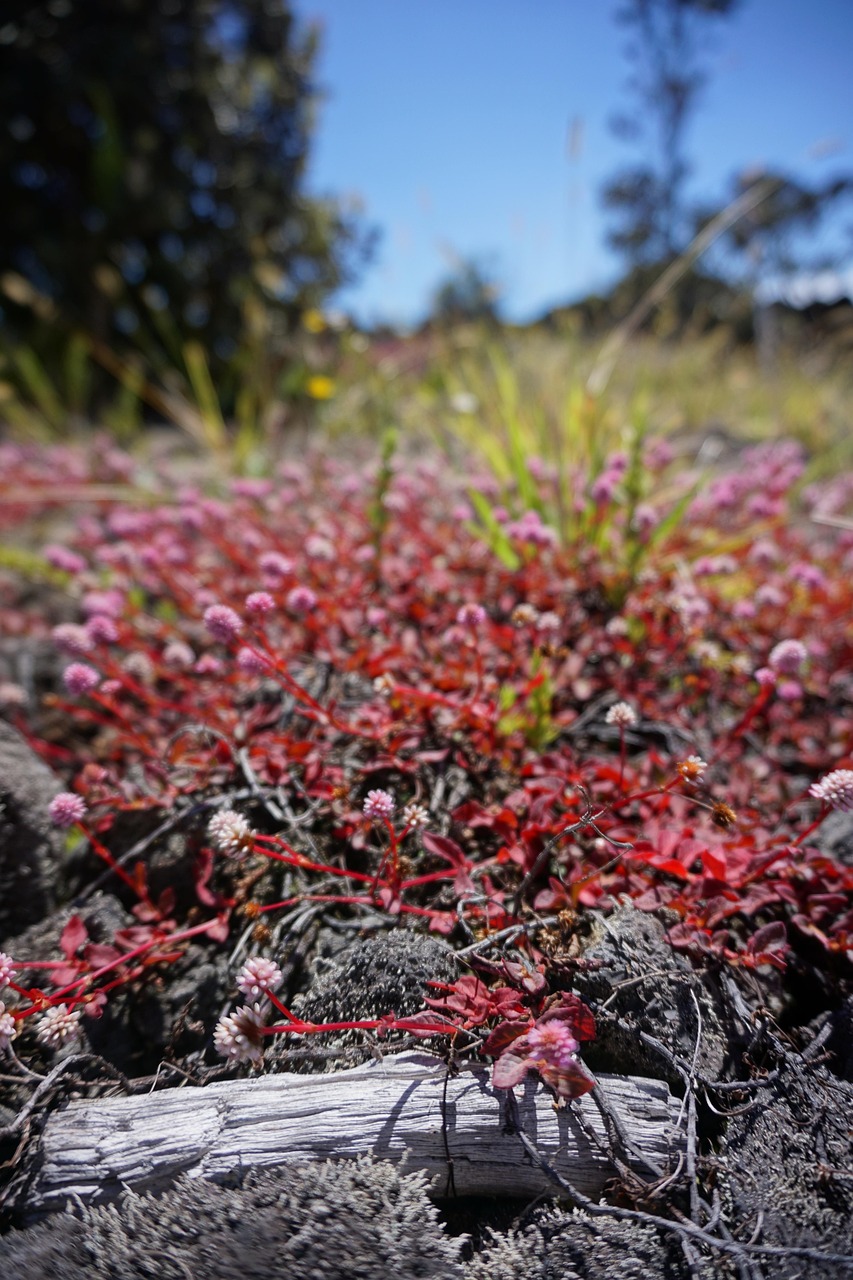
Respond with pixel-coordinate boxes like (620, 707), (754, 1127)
(25, 1052), (683, 1219)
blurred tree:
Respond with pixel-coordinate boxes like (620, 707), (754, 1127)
(429, 256), (502, 327)
(602, 0), (739, 271)
(707, 166), (853, 364)
(0, 0), (369, 385)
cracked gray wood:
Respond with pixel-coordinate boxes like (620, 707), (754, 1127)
(26, 1053), (683, 1216)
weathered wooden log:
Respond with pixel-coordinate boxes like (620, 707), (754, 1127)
(26, 1053), (683, 1218)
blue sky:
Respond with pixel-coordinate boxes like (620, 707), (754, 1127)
(292, 0), (853, 325)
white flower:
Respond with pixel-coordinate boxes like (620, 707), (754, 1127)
(0, 1001), (17, 1050)
(208, 810), (254, 857)
(401, 802), (430, 830)
(237, 958), (283, 1000)
(809, 770), (853, 813)
(605, 701), (638, 728)
(0, 952), (17, 989)
(214, 1003), (266, 1065)
(36, 1003), (82, 1049)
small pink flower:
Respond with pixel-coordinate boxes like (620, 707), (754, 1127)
(0, 952), (17, 988)
(49, 793), (87, 828)
(768, 639), (807, 674)
(43, 544), (87, 574)
(777, 679), (802, 702)
(52, 624), (94, 657)
(204, 604), (243, 644)
(754, 667), (776, 688)
(456, 603), (486, 629)
(809, 770), (853, 812)
(63, 663), (100, 696)
(194, 654), (223, 675)
(162, 641), (196, 669)
(286, 585), (317, 614)
(86, 614), (118, 645)
(259, 551), (293, 580)
(236, 646), (269, 675)
(245, 591), (275, 615)
(363, 789), (395, 820)
(237, 957), (283, 999)
(525, 1020), (580, 1070)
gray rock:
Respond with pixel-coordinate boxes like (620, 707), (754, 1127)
(574, 905), (728, 1084)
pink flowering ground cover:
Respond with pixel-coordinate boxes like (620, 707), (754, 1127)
(0, 432), (851, 1100)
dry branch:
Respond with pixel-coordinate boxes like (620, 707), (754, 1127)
(25, 1053), (683, 1219)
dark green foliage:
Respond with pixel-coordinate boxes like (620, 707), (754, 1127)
(0, 0), (368, 384)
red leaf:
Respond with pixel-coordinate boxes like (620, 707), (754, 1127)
(59, 915), (88, 960)
(482, 1020), (531, 1057)
(492, 1049), (533, 1089)
(421, 832), (469, 869)
(540, 1055), (596, 1100)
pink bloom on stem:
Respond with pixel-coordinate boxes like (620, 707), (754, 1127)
(245, 591), (275, 615)
(52, 624), (94, 657)
(768, 639), (807, 674)
(203, 604), (243, 644)
(286, 585), (317, 614)
(63, 663), (100, 696)
(236, 646), (269, 675)
(456, 603), (486, 629)
(214, 1003), (266, 1065)
(49, 793), (87, 828)
(86, 614), (118, 645)
(237, 957), (283, 1000)
(754, 667), (776, 688)
(605, 701), (637, 728)
(363, 789), (395, 820)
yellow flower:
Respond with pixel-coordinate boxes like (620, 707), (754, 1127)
(305, 374), (335, 400)
(303, 308), (326, 334)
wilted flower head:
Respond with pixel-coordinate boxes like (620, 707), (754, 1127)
(809, 770), (853, 813)
(363, 789), (394, 820)
(677, 756), (708, 782)
(237, 957), (283, 1000)
(214, 1003), (266, 1065)
(49, 792), (87, 828)
(511, 603), (539, 628)
(36, 1003), (82, 1049)
(208, 809), (255, 857)
(605, 701), (638, 728)
(203, 604), (243, 644)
